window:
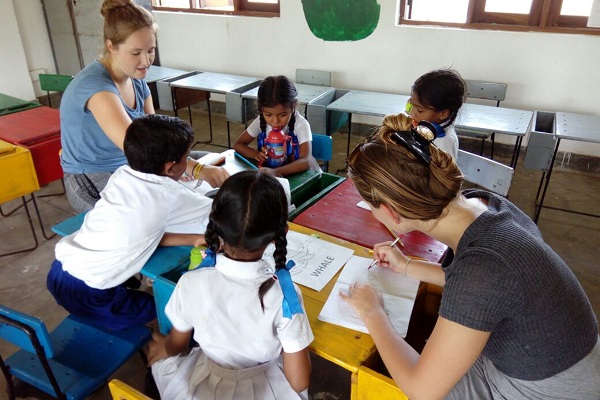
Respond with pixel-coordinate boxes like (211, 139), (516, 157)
(151, 0), (279, 17)
(399, 0), (599, 35)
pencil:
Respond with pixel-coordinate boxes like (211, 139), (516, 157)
(368, 236), (402, 270)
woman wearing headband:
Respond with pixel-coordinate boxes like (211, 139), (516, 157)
(341, 112), (599, 400)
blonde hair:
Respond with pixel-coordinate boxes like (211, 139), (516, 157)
(348, 112), (463, 221)
(100, 0), (157, 55)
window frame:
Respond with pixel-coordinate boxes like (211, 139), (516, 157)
(398, 0), (599, 36)
(151, 0), (279, 18)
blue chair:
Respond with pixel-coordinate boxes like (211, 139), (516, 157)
(312, 133), (333, 172)
(0, 305), (151, 400)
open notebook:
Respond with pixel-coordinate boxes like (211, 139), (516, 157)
(318, 255), (419, 336)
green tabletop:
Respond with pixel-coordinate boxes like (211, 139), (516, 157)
(0, 93), (40, 116)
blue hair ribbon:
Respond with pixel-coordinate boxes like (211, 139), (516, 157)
(276, 260), (304, 318)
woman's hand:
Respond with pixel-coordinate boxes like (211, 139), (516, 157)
(372, 240), (411, 274)
(339, 282), (386, 322)
(198, 164), (230, 188)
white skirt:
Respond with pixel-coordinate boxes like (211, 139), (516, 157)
(152, 347), (302, 400)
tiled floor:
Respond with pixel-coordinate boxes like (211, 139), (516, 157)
(1, 108), (599, 399)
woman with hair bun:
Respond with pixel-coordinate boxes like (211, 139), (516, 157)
(60, 0), (227, 213)
(342, 112), (599, 400)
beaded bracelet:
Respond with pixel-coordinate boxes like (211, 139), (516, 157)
(191, 162), (204, 180)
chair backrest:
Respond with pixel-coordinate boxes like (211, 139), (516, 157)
(109, 379), (154, 400)
(457, 149), (514, 196)
(39, 74), (74, 93)
(295, 69), (331, 87)
(0, 305), (54, 358)
(312, 134), (333, 172)
(464, 80), (507, 107)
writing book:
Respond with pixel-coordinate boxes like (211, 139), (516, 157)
(318, 255), (419, 336)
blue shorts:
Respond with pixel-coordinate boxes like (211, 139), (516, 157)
(47, 259), (156, 330)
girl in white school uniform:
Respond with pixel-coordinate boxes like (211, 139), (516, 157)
(148, 170), (313, 400)
(405, 68), (466, 159)
(233, 75), (320, 177)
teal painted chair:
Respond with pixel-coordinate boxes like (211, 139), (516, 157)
(39, 74), (73, 108)
(0, 305), (151, 400)
(312, 133), (333, 172)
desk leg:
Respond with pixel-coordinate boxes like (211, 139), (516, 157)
(0, 197), (39, 257)
(510, 136), (523, 170)
(490, 132), (496, 160)
(336, 114), (353, 174)
(533, 138), (561, 223)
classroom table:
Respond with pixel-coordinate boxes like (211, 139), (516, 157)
(0, 106), (62, 240)
(325, 90), (533, 169)
(0, 93), (40, 116)
(145, 65), (191, 111)
(292, 179), (448, 263)
(534, 112), (600, 222)
(239, 83), (335, 131)
(169, 72), (262, 147)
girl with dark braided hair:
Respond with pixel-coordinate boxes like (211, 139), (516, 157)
(234, 75), (320, 177)
(406, 68), (466, 159)
(148, 171), (313, 400)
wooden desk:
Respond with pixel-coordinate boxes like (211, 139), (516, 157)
(325, 90), (533, 168)
(0, 93), (40, 116)
(0, 106), (62, 187)
(534, 112), (600, 222)
(293, 179), (447, 263)
(170, 72), (261, 147)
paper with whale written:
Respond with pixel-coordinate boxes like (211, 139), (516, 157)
(263, 230), (354, 291)
(318, 255), (419, 336)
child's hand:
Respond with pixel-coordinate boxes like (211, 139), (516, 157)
(372, 240), (410, 274)
(258, 167), (283, 178)
(199, 165), (230, 188)
(255, 149), (268, 164)
(339, 282), (385, 322)
(193, 234), (206, 248)
(147, 332), (169, 367)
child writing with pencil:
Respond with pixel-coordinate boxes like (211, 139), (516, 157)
(47, 115), (226, 330)
(233, 75), (320, 176)
(405, 68), (466, 159)
(148, 170), (313, 400)
(342, 112), (599, 399)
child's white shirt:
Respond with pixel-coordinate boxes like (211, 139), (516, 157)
(246, 110), (312, 145)
(55, 165), (212, 289)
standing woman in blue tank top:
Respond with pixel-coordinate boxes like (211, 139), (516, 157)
(60, 0), (228, 213)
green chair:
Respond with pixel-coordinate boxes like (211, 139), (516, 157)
(39, 74), (73, 108)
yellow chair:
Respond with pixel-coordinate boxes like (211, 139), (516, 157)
(109, 379), (154, 400)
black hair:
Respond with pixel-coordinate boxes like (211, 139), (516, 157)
(257, 75), (298, 134)
(412, 68), (466, 128)
(204, 171), (289, 311)
(124, 114), (194, 175)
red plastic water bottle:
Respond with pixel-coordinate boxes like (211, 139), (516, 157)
(264, 128), (287, 168)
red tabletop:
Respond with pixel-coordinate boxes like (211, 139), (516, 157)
(0, 106), (62, 185)
(0, 106), (60, 145)
(292, 179), (447, 263)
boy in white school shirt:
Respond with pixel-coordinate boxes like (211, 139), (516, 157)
(48, 114), (220, 330)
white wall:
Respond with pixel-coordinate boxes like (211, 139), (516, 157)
(154, 1), (600, 156)
(0, 1), (38, 100)
(4, 0), (600, 156)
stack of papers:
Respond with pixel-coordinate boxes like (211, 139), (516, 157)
(319, 255), (419, 336)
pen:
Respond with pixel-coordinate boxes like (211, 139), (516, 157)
(368, 236), (402, 269)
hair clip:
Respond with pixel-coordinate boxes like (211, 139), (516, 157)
(390, 121), (438, 165)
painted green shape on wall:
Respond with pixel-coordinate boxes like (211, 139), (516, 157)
(302, 0), (380, 41)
